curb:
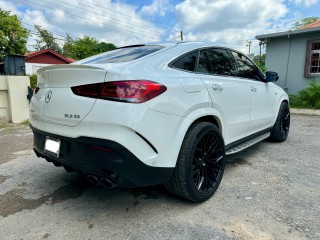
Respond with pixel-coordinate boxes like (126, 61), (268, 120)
(290, 108), (320, 116)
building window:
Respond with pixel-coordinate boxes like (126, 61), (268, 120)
(305, 40), (320, 77)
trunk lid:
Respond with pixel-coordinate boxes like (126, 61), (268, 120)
(30, 64), (107, 127)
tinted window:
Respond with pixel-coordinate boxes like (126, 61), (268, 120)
(79, 45), (164, 64)
(205, 48), (236, 76)
(231, 51), (265, 81)
(173, 51), (198, 72)
(197, 50), (211, 73)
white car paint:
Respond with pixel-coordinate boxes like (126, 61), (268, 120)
(30, 42), (288, 169)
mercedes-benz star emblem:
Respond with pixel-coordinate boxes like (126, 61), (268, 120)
(45, 91), (52, 103)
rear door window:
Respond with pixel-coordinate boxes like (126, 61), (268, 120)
(200, 48), (236, 76)
(172, 51), (198, 72)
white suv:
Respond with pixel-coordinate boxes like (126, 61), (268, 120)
(30, 42), (290, 202)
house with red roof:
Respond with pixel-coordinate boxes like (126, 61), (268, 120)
(256, 20), (320, 94)
(25, 49), (76, 75)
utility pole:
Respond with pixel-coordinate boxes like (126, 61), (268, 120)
(259, 41), (262, 64)
(246, 40), (252, 55)
(180, 31), (183, 41)
(258, 40), (266, 64)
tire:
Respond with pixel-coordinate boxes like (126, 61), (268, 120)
(270, 102), (290, 142)
(165, 122), (225, 202)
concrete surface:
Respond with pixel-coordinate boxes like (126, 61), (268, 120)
(0, 114), (319, 240)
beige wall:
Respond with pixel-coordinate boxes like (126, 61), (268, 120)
(0, 76), (30, 123)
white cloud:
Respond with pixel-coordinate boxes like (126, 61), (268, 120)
(290, 0), (319, 7)
(2, 0), (164, 50)
(173, 0), (288, 53)
(140, 0), (174, 17)
(0, 0), (18, 14)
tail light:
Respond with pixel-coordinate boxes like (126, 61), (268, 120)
(71, 80), (167, 103)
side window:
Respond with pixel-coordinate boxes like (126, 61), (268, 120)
(231, 51), (265, 81)
(197, 48), (236, 76)
(197, 50), (211, 73)
(172, 51), (198, 72)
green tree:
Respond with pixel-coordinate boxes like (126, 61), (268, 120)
(62, 33), (75, 58)
(95, 42), (116, 53)
(70, 36), (116, 60)
(0, 9), (29, 60)
(253, 54), (266, 72)
(293, 17), (319, 29)
(253, 54), (266, 66)
(72, 36), (98, 59)
(33, 25), (62, 53)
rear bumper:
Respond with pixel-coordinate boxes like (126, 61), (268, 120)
(31, 126), (174, 188)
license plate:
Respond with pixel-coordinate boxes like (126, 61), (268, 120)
(44, 137), (61, 157)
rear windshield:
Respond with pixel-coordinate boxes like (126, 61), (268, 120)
(79, 45), (164, 64)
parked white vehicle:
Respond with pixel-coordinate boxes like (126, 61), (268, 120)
(30, 42), (290, 202)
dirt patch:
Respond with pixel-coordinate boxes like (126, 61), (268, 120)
(0, 126), (33, 165)
(0, 175), (10, 184)
(0, 176), (90, 217)
(0, 188), (48, 217)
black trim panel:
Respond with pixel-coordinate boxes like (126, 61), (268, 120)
(31, 125), (174, 188)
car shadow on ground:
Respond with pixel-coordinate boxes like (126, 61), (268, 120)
(55, 140), (270, 205)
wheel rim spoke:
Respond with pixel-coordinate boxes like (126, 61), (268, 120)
(281, 110), (290, 136)
(192, 132), (224, 193)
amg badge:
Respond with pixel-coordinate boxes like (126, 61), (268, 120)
(64, 114), (80, 119)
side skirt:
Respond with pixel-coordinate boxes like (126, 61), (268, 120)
(225, 128), (272, 155)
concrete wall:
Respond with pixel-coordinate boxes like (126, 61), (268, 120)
(265, 33), (320, 94)
(0, 76), (30, 123)
(0, 79), (9, 122)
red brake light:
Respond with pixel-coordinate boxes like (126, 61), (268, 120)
(72, 80), (166, 103)
(71, 83), (102, 98)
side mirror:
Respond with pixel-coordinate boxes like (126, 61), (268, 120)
(265, 71), (279, 82)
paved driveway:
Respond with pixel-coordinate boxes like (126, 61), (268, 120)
(0, 114), (319, 240)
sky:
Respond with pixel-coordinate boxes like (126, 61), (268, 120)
(1, 0), (320, 54)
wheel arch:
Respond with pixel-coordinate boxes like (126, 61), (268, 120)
(184, 108), (224, 135)
(192, 115), (222, 132)
(170, 108), (225, 168)
(272, 95), (290, 125)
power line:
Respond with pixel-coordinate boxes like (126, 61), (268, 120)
(27, 0), (159, 39)
(39, 0), (165, 36)
(22, 22), (69, 40)
(80, 0), (173, 31)
(25, 0), (160, 41)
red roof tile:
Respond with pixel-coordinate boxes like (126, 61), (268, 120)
(300, 19), (320, 29)
(25, 49), (74, 63)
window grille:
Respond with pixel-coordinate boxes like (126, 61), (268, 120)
(305, 40), (320, 77)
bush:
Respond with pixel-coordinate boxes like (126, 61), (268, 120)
(289, 80), (320, 109)
(29, 74), (37, 89)
(254, 61), (267, 72)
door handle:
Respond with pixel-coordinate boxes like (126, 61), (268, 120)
(212, 84), (223, 91)
(250, 86), (257, 92)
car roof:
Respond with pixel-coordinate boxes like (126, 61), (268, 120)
(121, 41), (228, 50)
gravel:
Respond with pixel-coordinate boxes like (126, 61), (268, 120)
(0, 114), (319, 240)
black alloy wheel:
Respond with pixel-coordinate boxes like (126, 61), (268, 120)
(192, 131), (224, 194)
(270, 102), (290, 142)
(281, 106), (290, 139)
(165, 122), (225, 202)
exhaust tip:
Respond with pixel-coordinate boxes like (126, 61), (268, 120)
(87, 175), (99, 186)
(100, 177), (116, 189)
